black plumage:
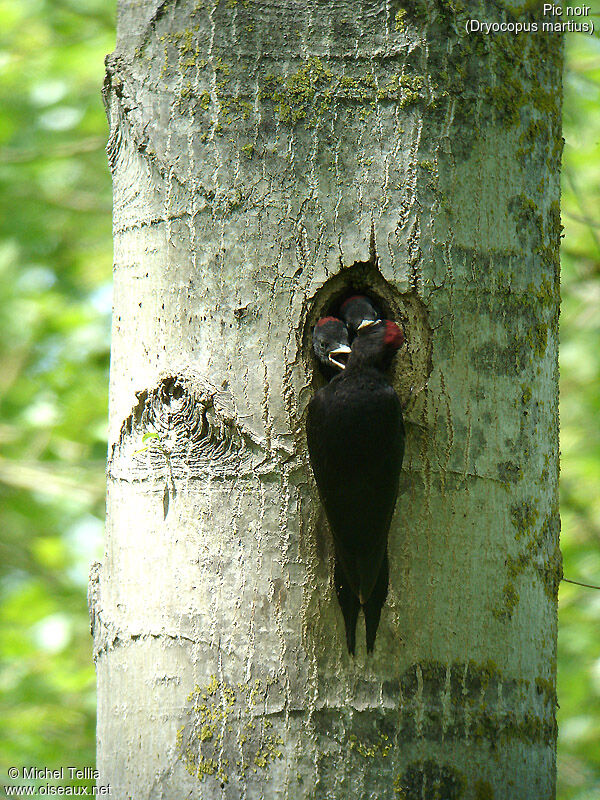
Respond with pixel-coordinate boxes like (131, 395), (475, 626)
(312, 316), (352, 380)
(307, 319), (405, 654)
(339, 295), (381, 337)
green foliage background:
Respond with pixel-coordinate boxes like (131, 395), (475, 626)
(0, 2), (598, 796)
(0, 0), (113, 791)
(558, 28), (600, 799)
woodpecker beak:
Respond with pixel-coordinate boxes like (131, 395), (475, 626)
(358, 318), (380, 331)
(328, 345), (352, 370)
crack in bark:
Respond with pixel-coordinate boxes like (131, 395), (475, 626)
(93, 625), (202, 660)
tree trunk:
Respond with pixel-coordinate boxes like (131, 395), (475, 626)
(91, 1), (562, 797)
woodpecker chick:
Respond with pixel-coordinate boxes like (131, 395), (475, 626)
(307, 319), (405, 654)
(339, 295), (381, 337)
(312, 316), (352, 379)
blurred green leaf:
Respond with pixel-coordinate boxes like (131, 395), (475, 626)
(0, 0), (113, 781)
(559, 31), (600, 800)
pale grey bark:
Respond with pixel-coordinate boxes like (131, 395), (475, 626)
(92, 1), (562, 798)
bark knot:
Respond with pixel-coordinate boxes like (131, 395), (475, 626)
(108, 373), (271, 483)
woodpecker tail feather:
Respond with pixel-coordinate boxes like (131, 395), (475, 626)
(364, 552), (389, 654)
(334, 558), (360, 655)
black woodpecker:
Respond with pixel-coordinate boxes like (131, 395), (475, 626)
(339, 295), (381, 337)
(312, 316), (352, 379)
(306, 319), (405, 654)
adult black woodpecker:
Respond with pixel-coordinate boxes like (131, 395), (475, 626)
(339, 294), (381, 338)
(306, 319), (405, 654)
(312, 316), (352, 379)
